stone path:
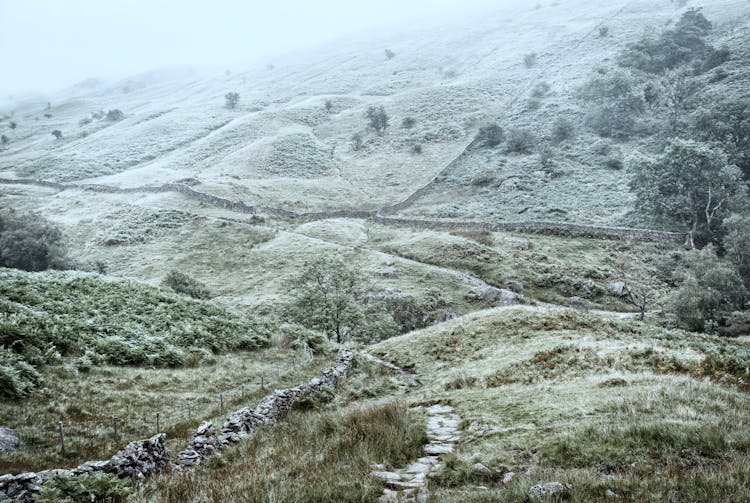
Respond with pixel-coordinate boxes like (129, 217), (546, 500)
(371, 404), (461, 502)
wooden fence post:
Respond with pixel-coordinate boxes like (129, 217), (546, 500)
(58, 422), (65, 453)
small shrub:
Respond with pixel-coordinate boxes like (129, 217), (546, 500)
(225, 92), (240, 109)
(402, 117), (416, 129)
(78, 117), (92, 127)
(475, 123), (504, 147)
(324, 99), (333, 113)
(294, 386), (335, 410)
(51, 129), (62, 140)
(37, 472), (132, 503)
(605, 157), (624, 170)
(411, 144), (423, 154)
(524, 52), (537, 68)
(352, 132), (364, 151)
(384, 49), (396, 60)
(531, 81), (550, 98)
(9, 121), (17, 129)
(505, 128), (537, 154)
(162, 270), (211, 299)
(470, 168), (496, 186)
(1, 135), (7, 145)
(539, 144), (554, 168)
(526, 97), (542, 111)
(551, 117), (575, 143)
(105, 109), (124, 121)
(365, 105), (389, 134)
(44, 113), (52, 119)
(591, 139), (612, 156)
(599, 26), (609, 37)
(586, 105), (637, 139)
(0, 350), (41, 399)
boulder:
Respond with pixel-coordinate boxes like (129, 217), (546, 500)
(0, 427), (20, 452)
(527, 482), (571, 501)
(505, 280), (525, 294)
(607, 281), (627, 297)
(482, 287), (518, 305)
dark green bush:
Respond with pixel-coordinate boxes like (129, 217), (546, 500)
(551, 117), (575, 144)
(475, 123), (504, 147)
(162, 269), (211, 299)
(105, 109), (124, 122)
(0, 210), (72, 271)
(37, 472), (132, 503)
(0, 269), (269, 398)
(619, 8), (714, 74)
(0, 349), (41, 399)
(505, 128), (537, 154)
(691, 100), (750, 179)
(366, 105), (389, 134)
(225, 92), (240, 109)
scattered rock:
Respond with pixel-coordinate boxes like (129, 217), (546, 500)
(580, 279), (596, 295)
(503, 471), (515, 484)
(528, 482), (571, 501)
(568, 296), (593, 307)
(607, 281), (627, 297)
(505, 280), (525, 294)
(472, 462), (491, 475)
(606, 489), (620, 498)
(482, 287), (518, 305)
(0, 428), (20, 452)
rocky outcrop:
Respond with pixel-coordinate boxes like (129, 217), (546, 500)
(0, 428), (19, 452)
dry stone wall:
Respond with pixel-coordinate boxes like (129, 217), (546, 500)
(176, 349), (355, 468)
(0, 177), (683, 243)
(0, 350), (356, 502)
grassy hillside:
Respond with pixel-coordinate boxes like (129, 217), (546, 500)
(369, 308), (750, 502)
(0, 0), (748, 501)
(1, 0), (746, 220)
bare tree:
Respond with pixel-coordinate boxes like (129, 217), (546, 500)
(623, 281), (655, 321)
(616, 259), (656, 321)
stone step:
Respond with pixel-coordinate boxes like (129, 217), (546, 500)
(404, 462), (432, 474)
(371, 471), (403, 481)
(386, 480), (424, 490)
(424, 443), (454, 455)
(426, 405), (455, 414)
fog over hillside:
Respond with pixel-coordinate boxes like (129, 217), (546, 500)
(1, 0), (750, 501)
(0, 0), (516, 97)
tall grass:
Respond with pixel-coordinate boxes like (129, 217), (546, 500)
(140, 402), (427, 502)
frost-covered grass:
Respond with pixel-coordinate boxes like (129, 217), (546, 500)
(368, 224), (673, 309)
(0, 268), (268, 367)
(0, 347), (330, 475)
(369, 308), (750, 502)
(139, 403), (426, 503)
(6, 0), (746, 215)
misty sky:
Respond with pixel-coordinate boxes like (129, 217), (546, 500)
(0, 0), (503, 96)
